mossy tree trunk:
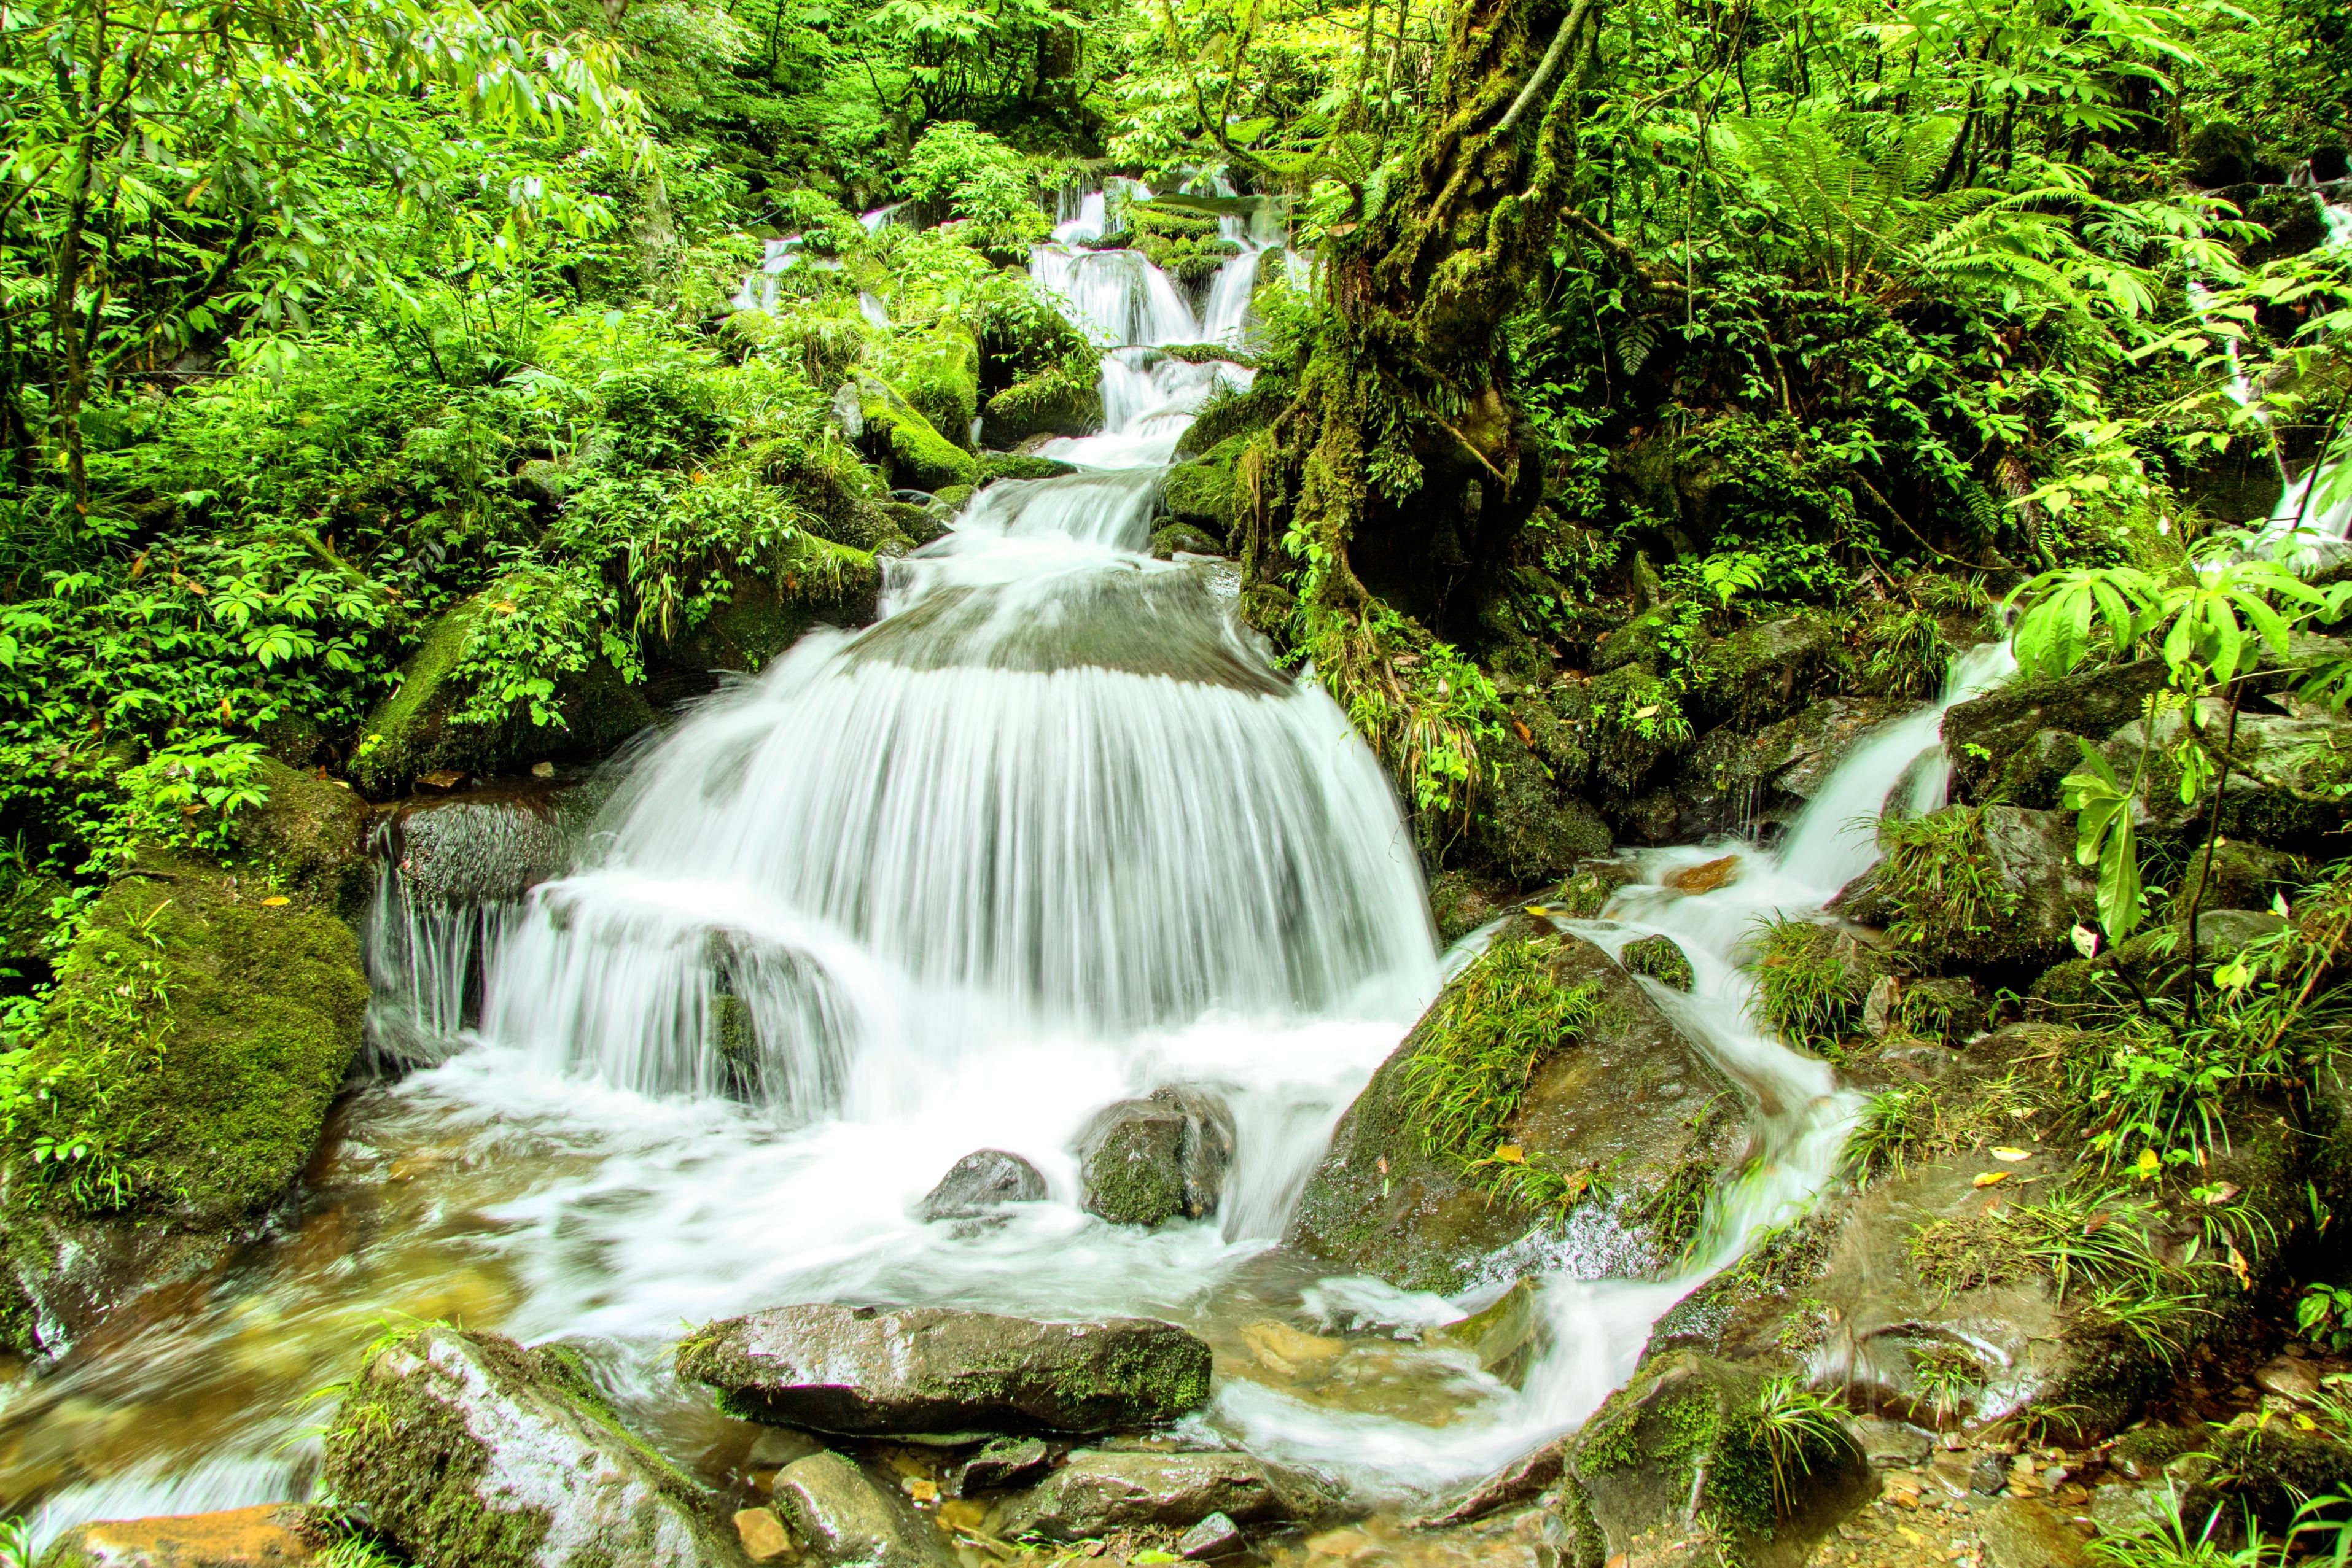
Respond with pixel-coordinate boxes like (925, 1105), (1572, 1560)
(1238, 0), (1608, 808)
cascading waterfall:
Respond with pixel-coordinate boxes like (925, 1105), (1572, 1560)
(2246, 171), (2352, 560)
(7, 180), (2035, 1548)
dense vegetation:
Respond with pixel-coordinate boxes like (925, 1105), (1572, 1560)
(6, 0), (2352, 1549)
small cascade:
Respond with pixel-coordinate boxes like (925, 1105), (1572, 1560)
(1222, 638), (2018, 1492)
(2245, 171), (2352, 563)
(364, 796), (566, 1064)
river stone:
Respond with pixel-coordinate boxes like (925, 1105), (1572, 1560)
(917, 1149), (1047, 1223)
(1177, 1511), (1244, 1559)
(989, 1451), (1288, 1540)
(1941, 659), (2170, 808)
(1076, 1085), (1236, 1227)
(1287, 918), (1744, 1294)
(773, 1451), (936, 1568)
(675, 1302), (1213, 1434)
(962, 1435), (1051, 1493)
(1673, 696), (1921, 837)
(36, 1505), (316, 1567)
(321, 1325), (744, 1568)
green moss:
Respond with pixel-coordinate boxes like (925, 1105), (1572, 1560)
(1583, 663), (1692, 793)
(1620, 934), (1695, 991)
(1161, 434), (1247, 541)
(1879, 807), (2020, 969)
(1688, 612), (1847, 729)
(981, 363), (1102, 447)
(1, 852), (366, 1227)
(977, 453), (1077, 482)
(890, 327), (981, 450)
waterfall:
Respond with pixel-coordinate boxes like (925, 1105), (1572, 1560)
(2248, 172), (2352, 562)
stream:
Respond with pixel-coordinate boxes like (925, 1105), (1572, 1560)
(6, 187), (2012, 1545)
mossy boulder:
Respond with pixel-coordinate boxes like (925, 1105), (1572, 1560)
(323, 1324), (747, 1568)
(227, 756), (373, 921)
(1569, 1351), (1863, 1561)
(1688, 612), (1848, 729)
(890, 327), (983, 449)
(1077, 1084), (1236, 1225)
(2095, 699), (2352, 851)
(1287, 920), (1743, 1293)
(857, 374), (980, 492)
(989, 1451), (1291, 1540)
(1427, 868), (1527, 943)
(675, 1303), (1213, 1434)
(1462, 740), (1613, 886)
(1160, 434), (1247, 542)
(981, 364), (1103, 448)
(0, 850), (367, 1354)
(1672, 696), (1920, 840)
(978, 453), (1078, 483)
(1174, 380), (1284, 460)
(350, 592), (658, 799)
(1941, 659), (2168, 807)
(1149, 522), (1224, 559)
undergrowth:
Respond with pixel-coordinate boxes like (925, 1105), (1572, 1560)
(1750, 917), (1873, 1055)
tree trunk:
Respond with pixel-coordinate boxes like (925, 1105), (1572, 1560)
(1237, 0), (1608, 804)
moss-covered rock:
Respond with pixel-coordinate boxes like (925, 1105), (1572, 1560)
(350, 593), (658, 799)
(978, 453), (1078, 483)
(1149, 522), (1225, 559)
(981, 364), (1103, 448)
(1941, 659), (2168, 807)
(989, 1451), (1290, 1540)
(1619, 934), (1694, 991)
(1287, 920), (1743, 1292)
(1570, 1351), (1863, 1561)
(676, 1302), (1213, 1434)
(2096, 699), (2352, 851)
(890, 327), (983, 450)
(1463, 741), (1614, 887)
(0, 850), (367, 1354)
(324, 1324), (746, 1568)
(1077, 1085), (1236, 1225)
(227, 756), (373, 922)
(1161, 434), (1247, 542)
(1672, 696), (1920, 840)
(857, 373), (981, 491)
(1688, 612), (1848, 729)
(1175, 380), (1285, 460)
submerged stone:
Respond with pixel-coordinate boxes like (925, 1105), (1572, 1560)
(321, 1325), (744, 1568)
(989, 1451), (1288, 1540)
(675, 1302), (1213, 1434)
(1177, 1510), (1245, 1558)
(36, 1504), (317, 1567)
(962, 1435), (1051, 1493)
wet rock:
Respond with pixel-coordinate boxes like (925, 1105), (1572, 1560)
(1569, 1351), (1864, 1559)
(676, 1302), (1213, 1434)
(1464, 742), (1614, 885)
(1541, 858), (1643, 920)
(774, 1451), (935, 1568)
(1288, 920), (1743, 1293)
(1618, 934), (1694, 991)
(962, 1435), (1051, 1493)
(1150, 522), (1226, 559)
(1427, 869), (1525, 943)
(1411, 1435), (1573, 1528)
(976, 453), (1078, 483)
(916, 1149), (1048, 1224)
(734, 1507), (793, 1562)
(1424, 1278), (1547, 1387)
(321, 1325), (744, 1568)
(989, 1451), (1288, 1539)
(0, 852), (367, 1357)
(1665, 855), (1737, 895)
(1968, 805), (2098, 964)
(1973, 1495), (2089, 1568)
(381, 794), (567, 908)
(1850, 1415), (1935, 1470)
(1160, 435), (1247, 543)
(1077, 1085), (1236, 1226)
(1177, 1511), (1245, 1559)
(36, 1504), (316, 1567)
(980, 365), (1102, 448)
(1941, 659), (2168, 809)
(2255, 1356), (2320, 1402)
(1673, 696), (1919, 838)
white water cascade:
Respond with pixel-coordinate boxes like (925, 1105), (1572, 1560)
(2246, 170), (2352, 562)
(6, 189), (2030, 1546)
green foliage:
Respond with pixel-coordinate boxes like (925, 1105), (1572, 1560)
(1751, 1375), (1853, 1513)
(2300, 1284), (2352, 1353)
(1749, 917), (1872, 1055)
(1403, 938), (1605, 1216)
(900, 122), (1049, 246)
(1881, 807), (2020, 964)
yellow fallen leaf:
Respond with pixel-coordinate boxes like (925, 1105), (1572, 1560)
(1493, 1144), (1525, 1165)
(2295, 1413), (2318, 1432)
(1973, 1171), (2011, 1187)
(1991, 1146), (2031, 1162)
(904, 1478), (938, 1503)
(260, 895), (290, 907)
(1633, 704), (1661, 720)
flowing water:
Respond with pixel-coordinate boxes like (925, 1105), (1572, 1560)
(2, 194), (2014, 1543)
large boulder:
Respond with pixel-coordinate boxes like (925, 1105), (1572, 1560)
(1159, 434), (1247, 545)
(1688, 613), (1847, 729)
(228, 756), (374, 921)
(2095, 697), (2352, 850)
(0, 852), (367, 1356)
(1461, 741), (1614, 887)
(349, 591), (658, 799)
(675, 1303), (1213, 1435)
(1939, 659), (2168, 808)
(380, 794), (567, 909)
(889, 327), (983, 451)
(1077, 1085), (1236, 1226)
(653, 538), (884, 689)
(989, 1451), (1291, 1540)
(1287, 920), (1745, 1293)
(979, 365), (1102, 448)
(323, 1325), (747, 1568)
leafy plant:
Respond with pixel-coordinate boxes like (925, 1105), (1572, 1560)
(1751, 1375), (1854, 1513)
(2299, 1284), (2352, 1353)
